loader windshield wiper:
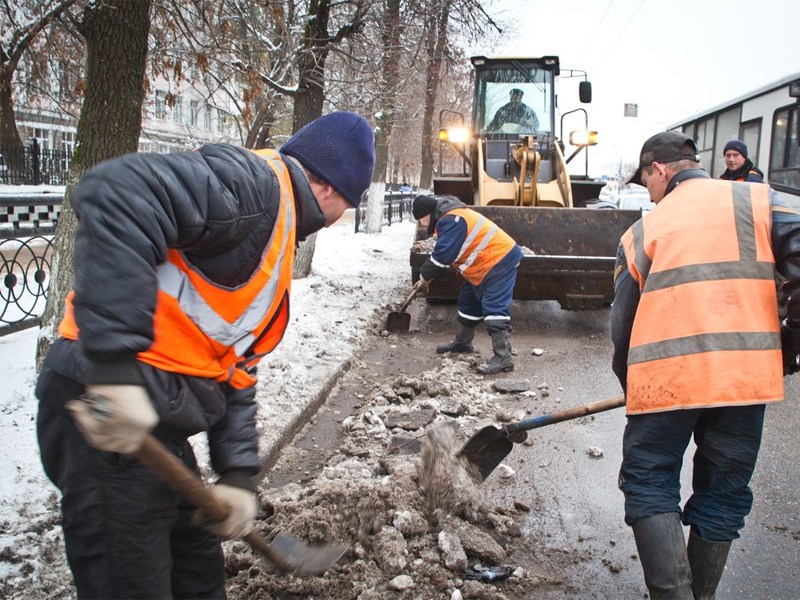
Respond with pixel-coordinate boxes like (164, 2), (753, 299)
(509, 60), (545, 94)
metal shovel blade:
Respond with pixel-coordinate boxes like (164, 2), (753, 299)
(385, 285), (421, 332)
(134, 434), (348, 576)
(457, 395), (626, 482)
(457, 425), (513, 482)
(385, 311), (412, 332)
(267, 531), (348, 576)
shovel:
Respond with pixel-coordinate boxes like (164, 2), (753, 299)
(386, 281), (424, 332)
(136, 434), (347, 576)
(457, 395), (626, 482)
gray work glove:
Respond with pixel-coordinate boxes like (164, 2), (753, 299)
(414, 277), (431, 293)
(67, 384), (158, 454)
(203, 483), (257, 539)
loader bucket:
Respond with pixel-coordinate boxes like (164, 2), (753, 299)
(410, 206), (642, 309)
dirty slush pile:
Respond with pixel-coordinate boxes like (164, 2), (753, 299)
(226, 358), (548, 600)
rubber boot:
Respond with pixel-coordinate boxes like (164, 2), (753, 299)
(476, 327), (514, 374)
(631, 513), (693, 600)
(687, 530), (731, 600)
(436, 322), (476, 354)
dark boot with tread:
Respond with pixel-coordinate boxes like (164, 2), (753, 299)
(436, 322), (476, 354)
(477, 327), (514, 374)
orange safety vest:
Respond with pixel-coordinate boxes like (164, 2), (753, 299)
(441, 207), (517, 285)
(59, 148), (297, 389)
(621, 179), (783, 414)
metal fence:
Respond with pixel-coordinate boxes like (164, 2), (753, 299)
(0, 193), (62, 336)
(354, 190), (414, 233)
(0, 140), (72, 186)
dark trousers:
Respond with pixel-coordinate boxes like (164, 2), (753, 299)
(456, 245), (523, 327)
(619, 404), (765, 542)
(36, 366), (226, 599)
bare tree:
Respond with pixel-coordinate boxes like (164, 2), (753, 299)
(290, 0), (371, 278)
(37, 0), (152, 367)
(362, 0), (403, 234)
(0, 0), (77, 168)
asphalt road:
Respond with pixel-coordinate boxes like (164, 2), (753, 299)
(268, 299), (800, 599)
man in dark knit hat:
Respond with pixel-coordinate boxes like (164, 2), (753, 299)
(720, 139), (764, 182)
(36, 111), (374, 598)
(412, 194), (523, 374)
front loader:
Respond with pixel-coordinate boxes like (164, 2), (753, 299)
(411, 55), (641, 309)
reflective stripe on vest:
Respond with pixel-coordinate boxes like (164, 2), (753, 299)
(446, 208), (516, 285)
(59, 148), (296, 389)
(621, 179), (782, 414)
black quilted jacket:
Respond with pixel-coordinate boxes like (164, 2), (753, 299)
(43, 143), (326, 485)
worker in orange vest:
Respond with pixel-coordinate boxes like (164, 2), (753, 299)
(412, 194), (524, 374)
(611, 131), (800, 599)
(36, 112), (375, 598)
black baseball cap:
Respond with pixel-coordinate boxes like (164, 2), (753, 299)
(628, 131), (699, 186)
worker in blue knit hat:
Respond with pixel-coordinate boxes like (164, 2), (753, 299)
(36, 111), (374, 597)
(720, 139), (764, 182)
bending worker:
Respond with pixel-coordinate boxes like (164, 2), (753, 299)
(412, 194), (523, 375)
(611, 131), (800, 599)
(36, 112), (375, 598)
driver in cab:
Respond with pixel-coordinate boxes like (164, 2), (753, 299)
(486, 88), (539, 133)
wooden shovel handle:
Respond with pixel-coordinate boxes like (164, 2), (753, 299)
(397, 284), (422, 314)
(506, 395), (626, 434)
(136, 435), (293, 571)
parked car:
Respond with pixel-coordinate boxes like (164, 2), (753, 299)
(617, 186), (656, 213)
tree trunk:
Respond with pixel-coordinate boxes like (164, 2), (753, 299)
(292, 0), (330, 134)
(291, 0), (331, 278)
(418, 0), (450, 191)
(0, 73), (24, 162)
(0, 0), (80, 170)
(364, 0), (402, 234)
(292, 231), (317, 279)
(36, 0), (152, 369)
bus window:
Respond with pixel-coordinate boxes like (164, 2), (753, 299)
(770, 105), (800, 193)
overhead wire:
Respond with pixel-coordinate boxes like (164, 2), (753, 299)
(579, 0), (616, 58)
(596, 0), (648, 64)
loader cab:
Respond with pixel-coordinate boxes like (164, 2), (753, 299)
(470, 56), (561, 200)
(472, 55), (557, 138)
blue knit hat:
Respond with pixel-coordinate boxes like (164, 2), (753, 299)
(281, 111), (375, 208)
(723, 139), (747, 159)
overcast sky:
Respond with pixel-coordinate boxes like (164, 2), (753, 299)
(483, 0), (800, 175)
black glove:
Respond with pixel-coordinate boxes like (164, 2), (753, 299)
(781, 320), (800, 375)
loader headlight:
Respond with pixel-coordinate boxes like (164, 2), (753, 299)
(439, 127), (470, 144)
(569, 130), (598, 147)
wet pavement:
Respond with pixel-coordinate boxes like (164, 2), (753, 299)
(264, 299), (800, 599)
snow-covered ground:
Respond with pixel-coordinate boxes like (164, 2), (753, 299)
(0, 211), (418, 594)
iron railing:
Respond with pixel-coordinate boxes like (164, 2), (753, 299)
(1, 193), (62, 336)
(354, 190), (414, 233)
(0, 141), (72, 186)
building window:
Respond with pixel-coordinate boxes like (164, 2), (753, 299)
(204, 105), (212, 130)
(173, 96), (183, 124)
(189, 100), (198, 127)
(155, 90), (166, 120)
(216, 109), (225, 133)
(770, 104), (800, 193)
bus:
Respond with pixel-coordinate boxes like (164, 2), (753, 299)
(669, 73), (800, 206)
